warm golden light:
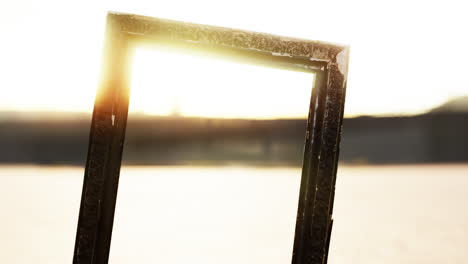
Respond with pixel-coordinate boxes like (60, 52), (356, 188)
(1, 2), (466, 117)
(129, 47), (315, 119)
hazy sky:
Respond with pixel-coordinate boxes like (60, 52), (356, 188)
(130, 47), (316, 118)
(0, 0), (467, 117)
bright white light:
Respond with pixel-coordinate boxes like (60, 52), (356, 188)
(0, 0), (467, 116)
(130, 47), (315, 119)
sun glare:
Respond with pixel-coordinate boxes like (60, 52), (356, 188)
(129, 47), (315, 119)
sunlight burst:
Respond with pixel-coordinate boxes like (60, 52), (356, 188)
(129, 46), (315, 119)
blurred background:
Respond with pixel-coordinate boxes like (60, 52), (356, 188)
(0, 0), (467, 263)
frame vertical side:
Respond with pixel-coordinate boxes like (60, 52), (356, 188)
(292, 69), (328, 264)
(93, 34), (131, 264)
(73, 15), (131, 264)
(305, 61), (347, 264)
(323, 56), (348, 264)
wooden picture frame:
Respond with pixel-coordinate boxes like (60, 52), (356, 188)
(73, 11), (349, 264)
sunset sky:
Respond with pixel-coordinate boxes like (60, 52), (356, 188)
(0, 0), (467, 118)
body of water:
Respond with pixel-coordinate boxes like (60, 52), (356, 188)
(0, 165), (467, 263)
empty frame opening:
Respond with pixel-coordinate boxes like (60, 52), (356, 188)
(129, 45), (315, 119)
(111, 44), (317, 263)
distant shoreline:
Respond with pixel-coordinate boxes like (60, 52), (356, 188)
(1, 111), (467, 165)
